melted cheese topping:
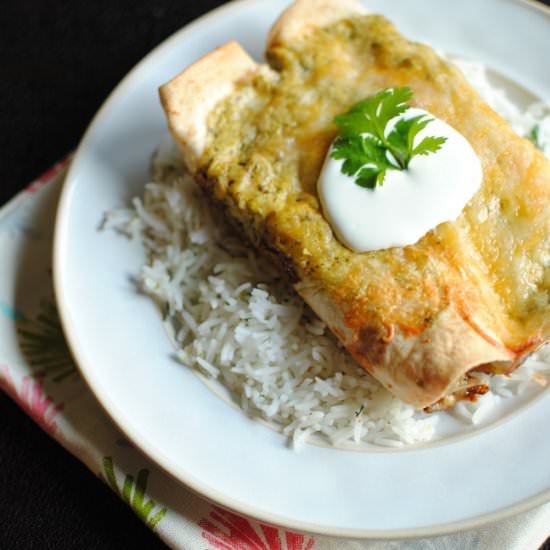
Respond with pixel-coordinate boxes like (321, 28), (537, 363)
(202, 14), (550, 350)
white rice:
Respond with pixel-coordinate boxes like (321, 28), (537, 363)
(104, 60), (550, 449)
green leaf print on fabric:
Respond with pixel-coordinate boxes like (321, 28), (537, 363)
(18, 299), (76, 382)
(101, 457), (167, 529)
(0, 300), (26, 322)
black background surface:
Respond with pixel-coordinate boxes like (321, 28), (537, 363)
(1, 1), (550, 548)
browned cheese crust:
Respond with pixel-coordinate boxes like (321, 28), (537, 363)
(159, 0), (550, 408)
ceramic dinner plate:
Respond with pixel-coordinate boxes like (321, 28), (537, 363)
(54, 0), (550, 538)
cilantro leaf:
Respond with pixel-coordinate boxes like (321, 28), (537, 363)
(331, 136), (395, 189)
(413, 136), (447, 157)
(528, 125), (542, 150)
(334, 109), (377, 139)
(334, 87), (412, 143)
(374, 87), (413, 132)
(355, 164), (389, 189)
(332, 87), (448, 188)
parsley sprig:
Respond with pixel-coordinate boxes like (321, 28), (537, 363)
(331, 87), (447, 189)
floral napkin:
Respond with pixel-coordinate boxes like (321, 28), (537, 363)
(1, 159), (550, 550)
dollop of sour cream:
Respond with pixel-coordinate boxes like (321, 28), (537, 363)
(318, 108), (482, 252)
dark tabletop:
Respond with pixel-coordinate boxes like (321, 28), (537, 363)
(1, 1), (550, 548)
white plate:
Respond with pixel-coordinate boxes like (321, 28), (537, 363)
(54, 0), (550, 539)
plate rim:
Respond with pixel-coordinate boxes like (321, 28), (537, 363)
(53, 0), (550, 539)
